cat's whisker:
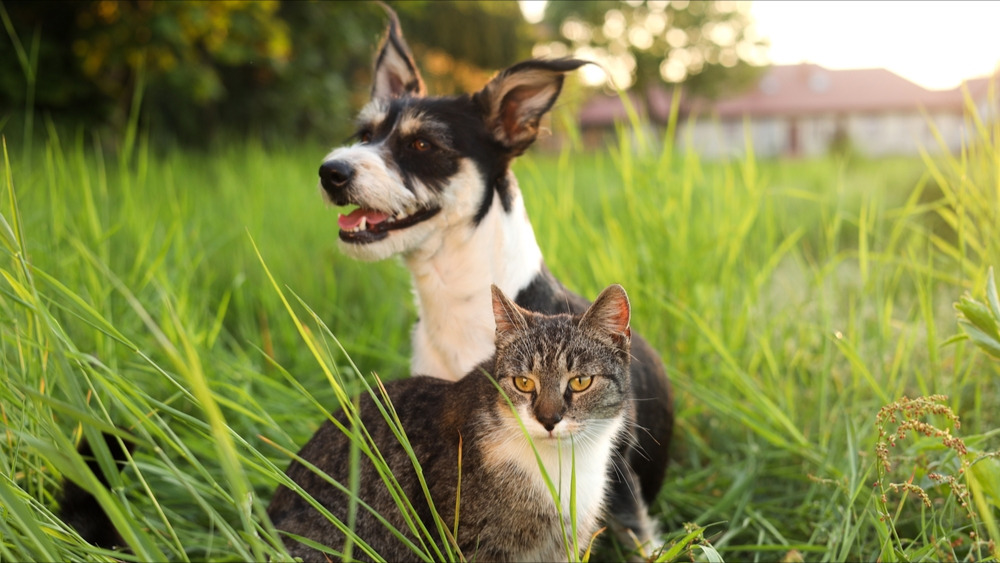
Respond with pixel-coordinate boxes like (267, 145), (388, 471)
(625, 422), (659, 460)
(606, 456), (636, 498)
(627, 396), (662, 402)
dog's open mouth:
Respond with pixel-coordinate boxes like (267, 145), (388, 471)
(338, 206), (441, 243)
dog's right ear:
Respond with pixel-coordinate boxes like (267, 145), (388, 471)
(371, 4), (426, 100)
(476, 58), (588, 155)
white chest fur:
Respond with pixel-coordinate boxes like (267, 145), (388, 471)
(484, 414), (626, 559)
(404, 171), (543, 380)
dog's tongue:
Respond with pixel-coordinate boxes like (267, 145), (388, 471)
(338, 208), (390, 230)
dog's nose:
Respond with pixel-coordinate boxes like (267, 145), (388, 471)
(319, 160), (354, 192)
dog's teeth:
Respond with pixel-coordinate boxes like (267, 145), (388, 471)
(359, 217), (368, 231)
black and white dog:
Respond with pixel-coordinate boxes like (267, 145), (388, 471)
(318, 11), (673, 548)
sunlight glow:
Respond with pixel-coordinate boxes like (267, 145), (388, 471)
(518, 0), (546, 25)
(751, 0), (1000, 90)
(520, 0), (997, 92)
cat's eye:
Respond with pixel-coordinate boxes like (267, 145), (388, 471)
(568, 375), (593, 392)
(513, 376), (535, 393)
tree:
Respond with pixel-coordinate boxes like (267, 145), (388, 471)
(392, 1), (534, 95)
(537, 0), (768, 99)
(1, 0), (295, 144)
(0, 1), (532, 147)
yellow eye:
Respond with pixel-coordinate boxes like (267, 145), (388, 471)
(513, 376), (535, 393)
(411, 138), (431, 151)
(568, 375), (593, 392)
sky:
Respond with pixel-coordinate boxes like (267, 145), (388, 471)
(750, 1), (1000, 91)
(519, 1), (1000, 91)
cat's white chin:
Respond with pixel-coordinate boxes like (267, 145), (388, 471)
(530, 428), (575, 443)
(534, 433), (572, 444)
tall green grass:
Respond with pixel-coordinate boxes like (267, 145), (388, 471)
(524, 97), (1000, 561)
(1, 91), (998, 561)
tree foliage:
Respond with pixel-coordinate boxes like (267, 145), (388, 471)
(2, 1), (296, 140)
(538, 0), (768, 98)
(393, 1), (532, 95)
(1, 0), (765, 145)
(0, 1), (530, 147)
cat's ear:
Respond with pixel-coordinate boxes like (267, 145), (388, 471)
(475, 58), (588, 155)
(580, 284), (631, 347)
(491, 284), (529, 336)
(371, 4), (426, 100)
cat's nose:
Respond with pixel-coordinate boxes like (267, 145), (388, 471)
(537, 412), (563, 432)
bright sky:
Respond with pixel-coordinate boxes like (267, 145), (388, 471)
(751, 1), (1000, 91)
(519, 1), (1000, 91)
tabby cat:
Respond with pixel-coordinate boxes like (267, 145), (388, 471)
(267, 284), (635, 562)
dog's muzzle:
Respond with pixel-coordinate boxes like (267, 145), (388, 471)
(318, 157), (443, 245)
(319, 160), (354, 204)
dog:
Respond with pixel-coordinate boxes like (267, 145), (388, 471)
(317, 8), (673, 549)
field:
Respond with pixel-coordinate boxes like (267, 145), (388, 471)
(1, 105), (999, 562)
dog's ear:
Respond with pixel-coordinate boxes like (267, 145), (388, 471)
(371, 5), (426, 100)
(476, 58), (588, 154)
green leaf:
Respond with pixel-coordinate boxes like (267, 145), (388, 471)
(968, 455), (1000, 509)
(986, 267), (1000, 322)
(955, 296), (1000, 339)
(955, 319), (1000, 359)
(967, 456), (1000, 552)
(654, 526), (705, 562)
(955, 282), (1000, 359)
(699, 543), (726, 563)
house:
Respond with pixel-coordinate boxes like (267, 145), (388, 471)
(578, 63), (998, 158)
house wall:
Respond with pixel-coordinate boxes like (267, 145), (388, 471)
(847, 113), (922, 156)
(797, 114), (838, 156)
(747, 117), (787, 157)
(678, 106), (989, 159)
(682, 114), (838, 158)
(681, 119), (737, 159)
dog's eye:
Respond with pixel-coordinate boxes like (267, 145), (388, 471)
(359, 131), (373, 143)
(410, 138), (431, 151)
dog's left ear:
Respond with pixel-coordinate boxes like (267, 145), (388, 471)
(371, 5), (426, 100)
(476, 58), (588, 154)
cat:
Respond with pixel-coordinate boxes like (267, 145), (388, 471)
(58, 432), (134, 549)
(266, 283), (635, 562)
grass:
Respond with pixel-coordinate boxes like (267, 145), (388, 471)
(1, 89), (999, 562)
